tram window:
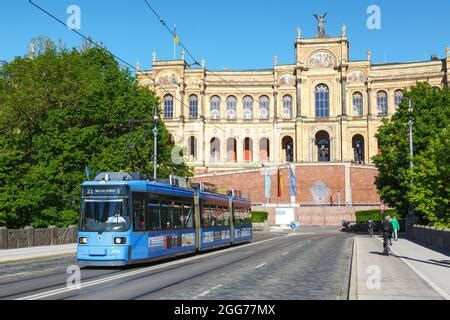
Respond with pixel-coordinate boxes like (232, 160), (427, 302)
(184, 205), (194, 228)
(146, 202), (160, 230)
(233, 208), (239, 226)
(201, 205), (212, 227)
(160, 204), (173, 229)
(172, 204), (184, 229)
(234, 208), (245, 226)
(244, 208), (252, 225)
(223, 207), (230, 226)
(210, 206), (219, 227)
(132, 192), (146, 231)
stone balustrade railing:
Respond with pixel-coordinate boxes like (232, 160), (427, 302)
(408, 225), (450, 251)
(0, 226), (78, 249)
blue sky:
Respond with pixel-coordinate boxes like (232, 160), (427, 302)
(1, 0), (449, 71)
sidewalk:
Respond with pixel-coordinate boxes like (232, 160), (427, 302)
(0, 244), (77, 264)
(351, 235), (450, 300)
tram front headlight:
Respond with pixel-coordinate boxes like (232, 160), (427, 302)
(114, 237), (126, 245)
(79, 237), (88, 244)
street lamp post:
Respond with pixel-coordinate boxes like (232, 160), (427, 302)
(153, 106), (159, 180)
(407, 98), (416, 236)
(153, 126), (158, 180)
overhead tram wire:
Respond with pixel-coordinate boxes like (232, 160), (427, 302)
(143, 0), (292, 122)
(27, 0), (231, 145)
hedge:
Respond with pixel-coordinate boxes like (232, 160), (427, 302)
(252, 211), (269, 223)
(355, 209), (397, 222)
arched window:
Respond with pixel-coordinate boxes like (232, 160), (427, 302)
(210, 138), (221, 163)
(210, 96), (220, 120)
(282, 136), (294, 163)
(189, 95), (198, 119)
(243, 96), (253, 120)
(315, 84), (330, 118)
(227, 138), (237, 162)
(352, 135), (364, 164)
(377, 91), (388, 116)
(282, 95), (293, 119)
(394, 90), (404, 110)
(259, 138), (270, 162)
(243, 138), (253, 162)
(352, 92), (363, 116)
(316, 131), (330, 162)
(188, 136), (197, 161)
(163, 94), (174, 119)
(259, 96), (270, 119)
(226, 96), (237, 120)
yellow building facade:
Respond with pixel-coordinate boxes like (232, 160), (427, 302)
(137, 25), (449, 173)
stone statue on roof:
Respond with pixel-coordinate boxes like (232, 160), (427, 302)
(314, 13), (327, 38)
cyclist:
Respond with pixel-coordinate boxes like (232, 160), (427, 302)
(368, 219), (374, 237)
(380, 216), (392, 255)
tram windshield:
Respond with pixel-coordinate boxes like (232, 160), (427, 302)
(80, 186), (131, 232)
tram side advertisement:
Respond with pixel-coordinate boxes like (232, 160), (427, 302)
(148, 233), (195, 251)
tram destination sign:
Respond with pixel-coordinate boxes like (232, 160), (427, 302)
(82, 186), (128, 197)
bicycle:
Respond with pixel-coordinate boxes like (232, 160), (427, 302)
(383, 232), (391, 256)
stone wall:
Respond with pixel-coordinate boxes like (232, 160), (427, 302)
(0, 226), (78, 249)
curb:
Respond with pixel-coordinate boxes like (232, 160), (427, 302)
(0, 252), (76, 265)
(348, 235), (357, 300)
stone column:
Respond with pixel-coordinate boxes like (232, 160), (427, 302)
(273, 91), (279, 120)
(296, 78), (302, 118)
(341, 77), (347, 116)
(366, 82), (372, 117)
(237, 138), (244, 164)
(179, 84), (185, 120)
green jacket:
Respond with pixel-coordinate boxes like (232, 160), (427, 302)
(391, 219), (400, 231)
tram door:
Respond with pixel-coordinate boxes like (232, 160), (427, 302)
(193, 192), (201, 250)
(229, 198), (235, 243)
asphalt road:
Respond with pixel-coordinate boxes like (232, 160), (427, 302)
(0, 228), (354, 300)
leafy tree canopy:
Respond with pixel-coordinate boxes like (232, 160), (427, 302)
(373, 83), (449, 227)
(0, 37), (192, 228)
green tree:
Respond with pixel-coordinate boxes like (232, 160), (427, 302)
(408, 128), (449, 227)
(0, 38), (192, 228)
(373, 83), (449, 226)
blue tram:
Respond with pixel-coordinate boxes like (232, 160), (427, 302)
(77, 172), (252, 267)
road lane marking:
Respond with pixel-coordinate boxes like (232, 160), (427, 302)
(254, 263), (267, 269)
(282, 252), (290, 256)
(17, 234), (297, 300)
(297, 245), (303, 248)
(194, 285), (223, 299)
(375, 237), (449, 300)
